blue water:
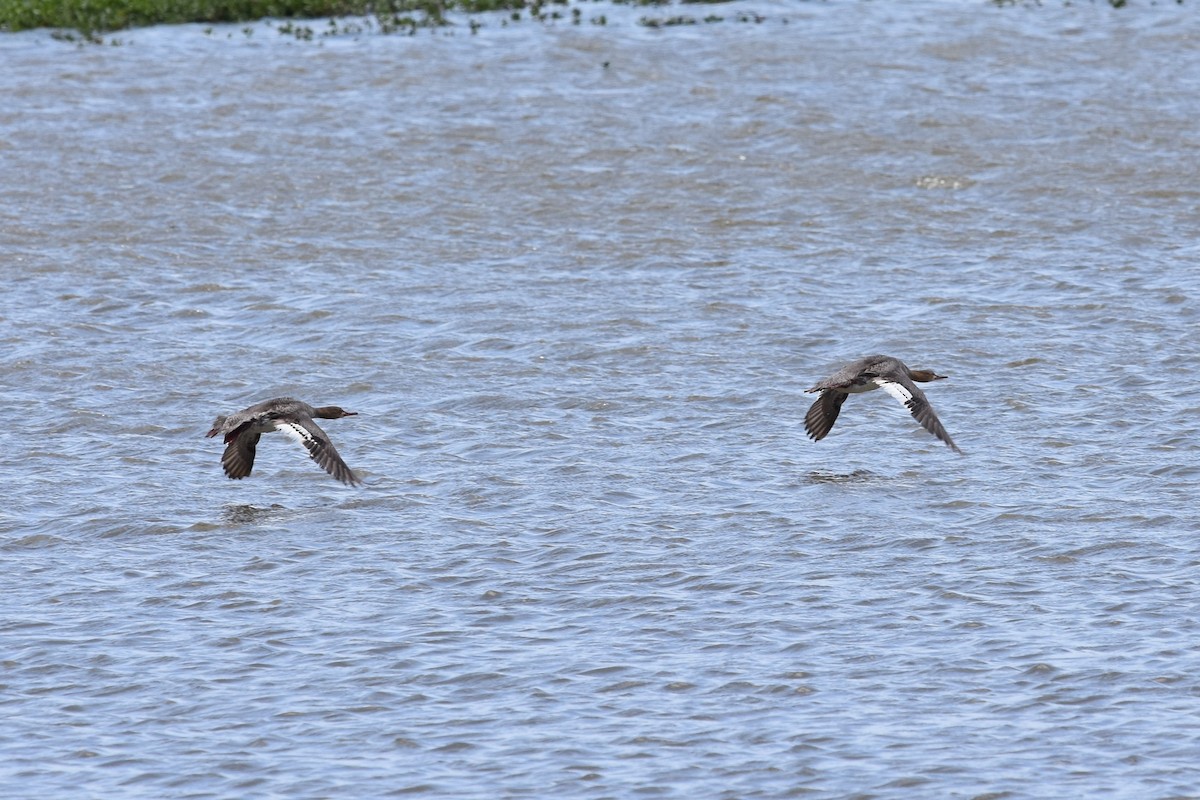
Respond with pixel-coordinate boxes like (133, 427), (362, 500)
(3, 1), (1200, 797)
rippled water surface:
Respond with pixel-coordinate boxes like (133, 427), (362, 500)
(3, 2), (1200, 797)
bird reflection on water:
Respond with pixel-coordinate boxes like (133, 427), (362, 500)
(221, 504), (288, 525)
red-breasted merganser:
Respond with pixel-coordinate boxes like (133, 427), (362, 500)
(206, 397), (361, 485)
(804, 355), (962, 454)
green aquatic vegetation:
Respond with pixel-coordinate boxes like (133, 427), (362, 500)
(639, 8), (766, 27)
(0, 0), (489, 35)
(2, 0), (370, 36)
(0, 0), (1179, 38)
(0, 0), (627, 38)
(0, 0), (720, 38)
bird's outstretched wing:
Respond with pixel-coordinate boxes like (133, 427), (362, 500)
(277, 419), (360, 485)
(221, 431), (261, 478)
(875, 378), (962, 454)
(804, 391), (849, 441)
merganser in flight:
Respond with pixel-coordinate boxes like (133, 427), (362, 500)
(207, 397), (361, 484)
(804, 355), (962, 454)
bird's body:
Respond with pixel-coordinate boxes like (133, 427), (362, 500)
(804, 355), (962, 454)
(206, 397), (360, 484)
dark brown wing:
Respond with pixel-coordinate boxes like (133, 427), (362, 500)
(804, 391), (848, 442)
(278, 420), (360, 485)
(221, 431), (260, 479)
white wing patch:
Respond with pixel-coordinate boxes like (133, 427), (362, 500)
(874, 378), (915, 410)
(275, 420), (318, 449)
